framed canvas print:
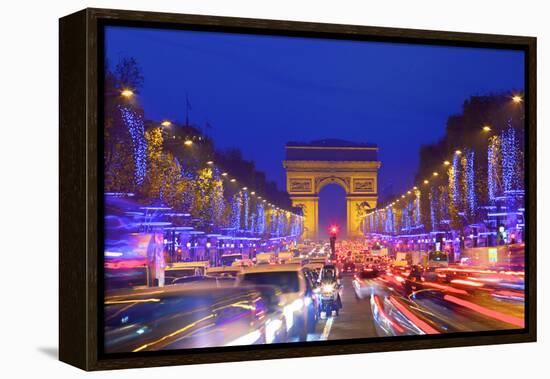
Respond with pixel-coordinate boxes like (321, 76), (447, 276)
(59, 8), (536, 371)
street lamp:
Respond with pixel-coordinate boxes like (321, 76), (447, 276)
(512, 95), (523, 103)
(184, 139), (193, 146)
(230, 178), (236, 183)
(433, 172), (439, 177)
(161, 120), (172, 127)
(482, 125), (491, 132)
(443, 160), (450, 166)
(221, 172), (228, 177)
(206, 160), (214, 165)
(455, 150), (462, 155)
(423, 180), (429, 184)
(120, 89), (134, 98)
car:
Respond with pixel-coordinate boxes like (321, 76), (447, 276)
(316, 264), (343, 316)
(104, 285), (273, 352)
(304, 262), (324, 275)
(236, 264), (316, 340)
(171, 275), (235, 287)
(219, 253), (244, 266)
(206, 266), (243, 278)
(301, 267), (321, 330)
(342, 260), (356, 274)
(352, 268), (380, 299)
(164, 261), (209, 284)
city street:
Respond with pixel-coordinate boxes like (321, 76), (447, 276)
(308, 265), (524, 342)
(99, 32), (528, 354)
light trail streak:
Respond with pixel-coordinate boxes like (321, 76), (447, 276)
(443, 294), (524, 328)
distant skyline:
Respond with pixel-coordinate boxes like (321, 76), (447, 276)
(105, 26), (524, 235)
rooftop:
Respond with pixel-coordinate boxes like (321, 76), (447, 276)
(284, 139), (379, 162)
(286, 139), (377, 149)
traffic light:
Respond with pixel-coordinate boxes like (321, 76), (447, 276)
(329, 225), (338, 258)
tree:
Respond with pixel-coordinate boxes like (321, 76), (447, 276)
(114, 57), (144, 92)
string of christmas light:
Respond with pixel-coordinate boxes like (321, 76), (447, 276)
(256, 203), (265, 234)
(230, 192), (241, 230)
(243, 190), (249, 231)
(465, 149), (476, 216)
(119, 105), (147, 185)
(502, 125), (518, 193)
(487, 135), (499, 203)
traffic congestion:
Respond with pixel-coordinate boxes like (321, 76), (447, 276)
(104, 238), (525, 352)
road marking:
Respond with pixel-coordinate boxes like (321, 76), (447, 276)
(320, 316), (334, 340)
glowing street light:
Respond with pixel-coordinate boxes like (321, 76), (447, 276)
(482, 125), (491, 132)
(161, 120), (172, 127)
(444, 160), (450, 166)
(512, 95), (523, 103)
(206, 160), (214, 165)
(221, 172), (228, 177)
(242, 187), (248, 191)
(455, 150), (462, 155)
(184, 139), (193, 146)
(433, 172), (439, 177)
(423, 179), (429, 184)
(413, 186), (418, 190)
(120, 89), (134, 98)
(230, 178), (236, 183)
(407, 191), (411, 194)
(250, 191), (256, 195)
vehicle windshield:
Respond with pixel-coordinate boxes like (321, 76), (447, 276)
(428, 251), (448, 261)
(321, 268), (337, 281)
(165, 268), (200, 284)
(241, 271), (299, 293)
(220, 255), (241, 266)
(208, 270), (239, 278)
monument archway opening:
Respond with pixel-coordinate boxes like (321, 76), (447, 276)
(318, 183), (347, 240)
(283, 139), (380, 240)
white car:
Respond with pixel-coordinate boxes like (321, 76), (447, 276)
(236, 264), (317, 340)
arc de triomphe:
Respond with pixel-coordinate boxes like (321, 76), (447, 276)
(283, 139), (381, 240)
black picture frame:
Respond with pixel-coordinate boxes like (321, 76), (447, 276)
(59, 7), (537, 371)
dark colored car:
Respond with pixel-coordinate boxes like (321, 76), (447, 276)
(342, 260), (356, 274)
(104, 285), (281, 353)
(301, 267), (320, 332)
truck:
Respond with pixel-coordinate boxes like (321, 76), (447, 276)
(394, 252), (409, 267)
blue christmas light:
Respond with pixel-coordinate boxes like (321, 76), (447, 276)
(487, 136), (499, 203)
(256, 203), (265, 234)
(502, 126), (518, 193)
(465, 149), (475, 216)
(118, 105), (147, 185)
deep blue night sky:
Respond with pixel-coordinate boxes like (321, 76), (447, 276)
(105, 26), (524, 236)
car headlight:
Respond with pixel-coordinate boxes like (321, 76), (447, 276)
(322, 284), (335, 293)
(265, 318), (283, 343)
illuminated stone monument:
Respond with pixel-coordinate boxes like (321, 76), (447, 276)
(283, 139), (381, 240)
